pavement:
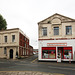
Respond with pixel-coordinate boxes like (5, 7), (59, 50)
(0, 71), (64, 75)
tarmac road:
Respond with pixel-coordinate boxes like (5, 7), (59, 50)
(0, 54), (75, 75)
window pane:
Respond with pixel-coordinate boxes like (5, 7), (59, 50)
(64, 50), (72, 59)
(42, 50), (48, 58)
(4, 47), (6, 54)
(66, 26), (72, 35)
(42, 27), (47, 36)
(23, 49), (24, 55)
(25, 49), (26, 55)
(4, 36), (7, 42)
(12, 35), (15, 42)
(42, 50), (56, 59)
(49, 50), (55, 58)
(54, 27), (59, 35)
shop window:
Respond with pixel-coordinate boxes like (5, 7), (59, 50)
(66, 26), (72, 35)
(49, 50), (56, 58)
(54, 27), (59, 35)
(64, 50), (72, 59)
(42, 27), (47, 36)
(42, 50), (48, 58)
(42, 47), (56, 59)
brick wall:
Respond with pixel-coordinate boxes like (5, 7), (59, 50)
(19, 32), (29, 56)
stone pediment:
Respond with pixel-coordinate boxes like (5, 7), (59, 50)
(38, 13), (75, 24)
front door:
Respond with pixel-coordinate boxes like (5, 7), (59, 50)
(10, 49), (13, 59)
(58, 47), (64, 59)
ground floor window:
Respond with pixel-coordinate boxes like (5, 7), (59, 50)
(42, 47), (56, 59)
(63, 47), (72, 59)
(4, 47), (7, 54)
(23, 49), (24, 55)
(42, 47), (73, 59)
(25, 49), (26, 55)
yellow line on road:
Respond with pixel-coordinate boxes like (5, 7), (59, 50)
(31, 58), (38, 63)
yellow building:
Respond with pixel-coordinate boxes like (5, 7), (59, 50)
(0, 28), (30, 59)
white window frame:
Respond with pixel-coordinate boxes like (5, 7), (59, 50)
(4, 36), (7, 43)
(54, 27), (59, 35)
(12, 35), (15, 42)
(4, 47), (7, 54)
(66, 26), (72, 35)
(42, 27), (47, 36)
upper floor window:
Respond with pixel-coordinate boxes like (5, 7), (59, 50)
(25, 43), (26, 48)
(4, 36), (7, 43)
(25, 37), (26, 41)
(66, 26), (72, 35)
(54, 27), (59, 35)
(42, 27), (47, 36)
(12, 35), (15, 42)
(27, 40), (29, 43)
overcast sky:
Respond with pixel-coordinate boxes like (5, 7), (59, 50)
(0, 0), (75, 49)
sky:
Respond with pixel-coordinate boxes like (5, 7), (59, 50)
(0, 0), (75, 49)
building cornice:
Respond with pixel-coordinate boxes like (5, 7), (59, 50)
(38, 38), (75, 40)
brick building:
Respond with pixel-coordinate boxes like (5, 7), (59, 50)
(0, 28), (33, 59)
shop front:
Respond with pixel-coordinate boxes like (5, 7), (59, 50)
(38, 40), (75, 61)
(42, 47), (73, 61)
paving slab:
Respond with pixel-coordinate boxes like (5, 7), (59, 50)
(0, 71), (64, 75)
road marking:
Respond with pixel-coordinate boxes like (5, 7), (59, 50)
(31, 58), (38, 63)
(48, 66), (75, 71)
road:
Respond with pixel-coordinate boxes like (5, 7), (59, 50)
(0, 54), (75, 75)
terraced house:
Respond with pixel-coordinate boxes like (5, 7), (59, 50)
(38, 13), (75, 62)
(0, 28), (33, 59)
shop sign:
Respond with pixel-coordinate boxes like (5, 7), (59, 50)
(47, 43), (67, 46)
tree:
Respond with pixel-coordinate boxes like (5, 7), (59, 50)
(0, 14), (7, 30)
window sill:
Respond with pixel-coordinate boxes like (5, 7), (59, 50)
(65, 34), (72, 36)
(10, 42), (16, 44)
(54, 35), (59, 36)
(53, 35), (60, 37)
(3, 43), (8, 44)
(42, 35), (48, 37)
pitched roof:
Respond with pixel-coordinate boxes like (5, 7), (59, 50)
(38, 13), (75, 24)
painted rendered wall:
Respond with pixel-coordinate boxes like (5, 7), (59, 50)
(38, 39), (75, 61)
(0, 29), (19, 58)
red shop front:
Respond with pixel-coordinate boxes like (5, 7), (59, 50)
(42, 47), (73, 60)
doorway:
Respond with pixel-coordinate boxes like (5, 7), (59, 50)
(10, 49), (13, 59)
(58, 47), (64, 59)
